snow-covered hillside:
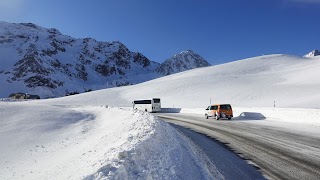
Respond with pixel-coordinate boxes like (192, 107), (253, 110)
(42, 54), (320, 109)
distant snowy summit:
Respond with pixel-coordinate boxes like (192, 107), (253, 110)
(0, 21), (210, 98)
(156, 50), (211, 75)
(304, 49), (320, 57)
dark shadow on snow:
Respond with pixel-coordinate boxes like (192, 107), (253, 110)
(233, 112), (266, 121)
(160, 108), (182, 113)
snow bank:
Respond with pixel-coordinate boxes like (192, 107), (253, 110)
(0, 102), (222, 179)
(234, 107), (320, 127)
(87, 109), (223, 180)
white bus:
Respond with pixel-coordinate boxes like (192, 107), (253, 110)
(132, 98), (161, 112)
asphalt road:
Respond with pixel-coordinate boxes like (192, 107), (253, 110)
(156, 113), (320, 180)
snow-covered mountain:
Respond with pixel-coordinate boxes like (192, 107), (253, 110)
(1, 53), (320, 179)
(0, 21), (161, 98)
(0, 21), (210, 98)
(156, 50), (210, 75)
(304, 49), (320, 57)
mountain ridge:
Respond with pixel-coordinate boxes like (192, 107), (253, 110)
(0, 21), (209, 98)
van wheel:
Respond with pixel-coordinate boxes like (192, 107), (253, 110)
(228, 116), (232, 120)
(215, 114), (220, 120)
(205, 114), (208, 119)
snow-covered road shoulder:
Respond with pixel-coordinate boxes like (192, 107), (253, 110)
(0, 102), (223, 179)
(170, 107), (320, 127)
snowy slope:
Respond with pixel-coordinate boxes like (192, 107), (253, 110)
(41, 54), (320, 109)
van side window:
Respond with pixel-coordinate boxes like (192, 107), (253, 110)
(210, 106), (218, 110)
(226, 105), (231, 110)
(220, 105), (226, 110)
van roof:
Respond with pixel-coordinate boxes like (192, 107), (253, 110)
(210, 104), (231, 106)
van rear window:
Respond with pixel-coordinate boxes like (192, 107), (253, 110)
(220, 105), (231, 110)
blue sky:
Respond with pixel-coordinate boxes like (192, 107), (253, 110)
(1, 0), (319, 64)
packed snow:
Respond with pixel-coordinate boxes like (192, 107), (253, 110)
(1, 54), (320, 179)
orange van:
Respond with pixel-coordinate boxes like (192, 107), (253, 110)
(205, 104), (233, 120)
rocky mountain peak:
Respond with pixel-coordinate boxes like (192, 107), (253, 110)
(304, 49), (320, 57)
(156, 50), (211, 75)
(180, 50), (194, 54)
